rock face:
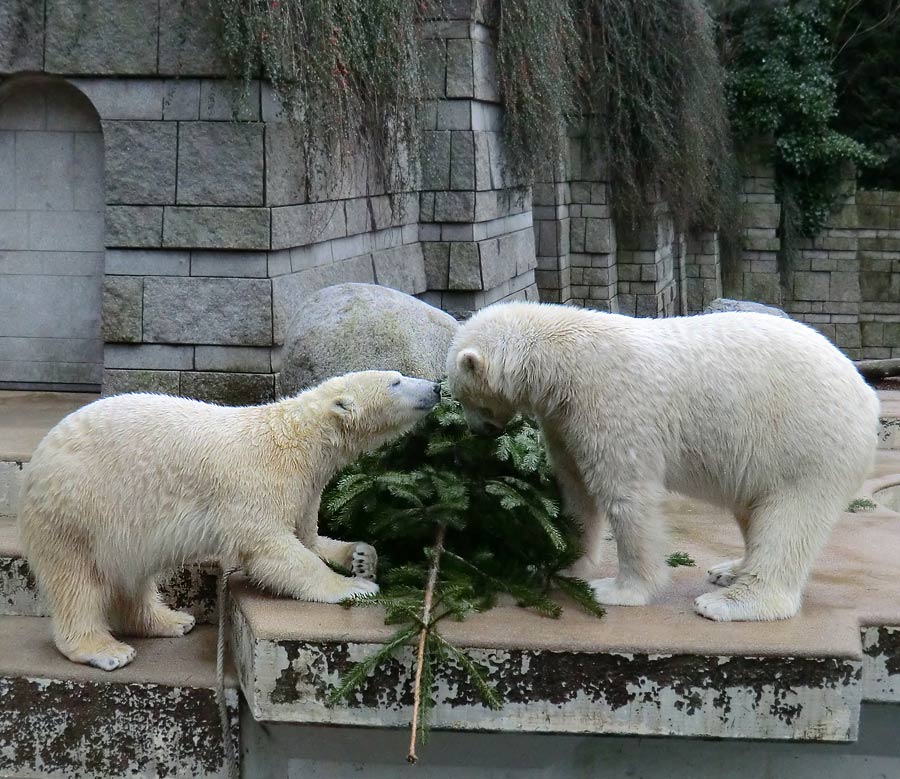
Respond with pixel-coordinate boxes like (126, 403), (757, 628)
(703, 298), (789, 318)
(280, 283), (458, 394)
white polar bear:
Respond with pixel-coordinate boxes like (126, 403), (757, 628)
(446, 302), (880, 622)
(19, 371), (440, 670)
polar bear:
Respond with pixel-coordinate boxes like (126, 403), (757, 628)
(446, 302), (879, 622)
(19, 371), (440, 670)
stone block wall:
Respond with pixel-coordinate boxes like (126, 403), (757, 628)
(0, 0), (536, 401)
(731, 153), (900, 359)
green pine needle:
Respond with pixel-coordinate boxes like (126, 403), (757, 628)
(553, 575), (607, 619)
(667, 551), (696, 567)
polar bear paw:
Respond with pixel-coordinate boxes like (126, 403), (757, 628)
(588, 577), (651, 606)
(706, 558), (743, 587)
(320, 576), (380, 604)
(694, 586), (800, 622)
(350, 543), (378, 581)
(70, 638), (137, 671)
(146, 607), (196, 637)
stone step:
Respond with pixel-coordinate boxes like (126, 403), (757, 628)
(0, 615), (239, 779)
(231, 488), (900, 742)
(0, 519), (219, 622)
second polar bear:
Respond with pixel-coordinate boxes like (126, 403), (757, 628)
(447, 302), (879, 622)
(19, 371), (440, 670)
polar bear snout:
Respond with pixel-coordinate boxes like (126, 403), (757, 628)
(393, 376), (441, 412)
(462, 406), (508, 437)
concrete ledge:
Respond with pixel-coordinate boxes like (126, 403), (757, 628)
(0, 616), (238, 779)
(232, 466), (900, 741)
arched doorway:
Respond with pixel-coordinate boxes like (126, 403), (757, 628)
(0, 79), (104, 390)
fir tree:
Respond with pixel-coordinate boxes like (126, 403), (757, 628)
(320, 383), (604, 758)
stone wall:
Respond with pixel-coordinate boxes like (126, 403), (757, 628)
(0, 0), (537, 401)
(733, 155), (900, 359)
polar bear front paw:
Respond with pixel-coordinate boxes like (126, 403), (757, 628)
(350, 543), (378, 581)
(706, 558), (743, 587)
(588, 577), (650, 606)
(334, 576), (380, 603)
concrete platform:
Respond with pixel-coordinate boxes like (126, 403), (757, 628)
(0, 389), (97, 462)
(233, 453), (900, 742)
(0, 616), (238, 779)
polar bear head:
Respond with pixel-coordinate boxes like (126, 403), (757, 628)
(315, 370), (441, 451)
(445, 306), (530, 436)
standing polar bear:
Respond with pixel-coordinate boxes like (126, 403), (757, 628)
(447, 302), (879, 622)
(19, 371), (440, 670)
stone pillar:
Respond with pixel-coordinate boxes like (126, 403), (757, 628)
(616, 196), (679, 318)
(418, 0), (538, 317)
(683, 230), (722, 314)
(735, 150), (782, 305)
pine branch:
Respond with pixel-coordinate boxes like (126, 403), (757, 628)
(408, 523), (447, 764)
(553, 575), (607, 619)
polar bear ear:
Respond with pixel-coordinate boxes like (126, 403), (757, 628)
(332, 396), (356, 417)
(456, 348), (484, 375)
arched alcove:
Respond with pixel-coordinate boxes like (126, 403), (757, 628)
(0, 78), (104, 390)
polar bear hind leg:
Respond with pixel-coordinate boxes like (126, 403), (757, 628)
(695, 491), (841, 622)
(39, 547), (137, 671)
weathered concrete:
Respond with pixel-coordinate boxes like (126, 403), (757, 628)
(0, 616), (238, 779)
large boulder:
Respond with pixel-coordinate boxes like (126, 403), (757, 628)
(703, 298), (789, 319)
(280, 283), (458, 395)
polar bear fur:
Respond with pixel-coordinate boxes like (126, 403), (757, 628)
(447, 302), (880, 622)
(19, 371), (440, 670)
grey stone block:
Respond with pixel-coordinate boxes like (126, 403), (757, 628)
(271, 203), (347, 250)
(46, 0), (159, 74)
(0, 1), (44, 72)
(163, 207), (271, 250)
(479, 235), (517, 290)
(102, 276), (142, 343)
(105, 344), (194, 370)
(68, 78), (165, 120)
(450, 131), (475, 190)
(421, 40), (447, 99)
(437, 101), (471, 130)
(106, 249), (189, 276)
(344, 198), (371, 236)
(423, 243), (450, 289)
(102, 369), (179, 396)
(143, 277), (273, 346)
(448, 242), (482, 290)
(194, 346), (271, 373)
(190, 251), (268, 278)
(106, 206), (163, 247)
(199, 80), (260, 121)
(265, 124), (307, 206)
(373, 244), (427, 295)
(422, 131), (451, 190)
(158, 0), (228, 76)
(446, 40), (474, 98)
(793, 272), (830, 301)
(177, 122), (264, 206)
(860, 272), (894, 302)
(289, 243), (333, 272)
(585, 219), (613, 254)
(829, 271), (861, 303)
(104, 121), (177, 204)
(163, 80), (201, 120)
(267, 249), (292, 277)
(473, 41), (499, 102)
(435, 191), (475, 222)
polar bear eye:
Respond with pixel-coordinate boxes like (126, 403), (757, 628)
(390, 378), (401, 388)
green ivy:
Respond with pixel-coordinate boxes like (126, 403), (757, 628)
(722, 1), (881, 238)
